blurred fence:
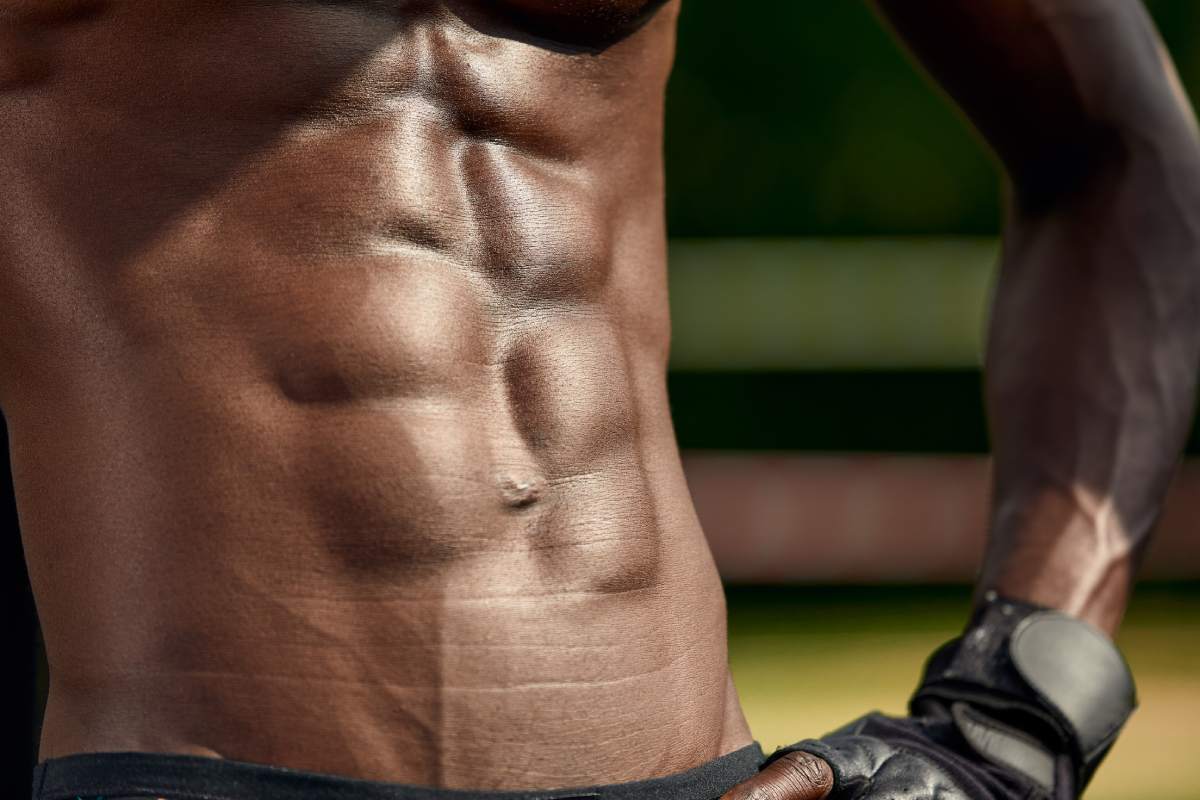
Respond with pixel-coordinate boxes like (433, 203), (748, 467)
(667, 237), (1200, 582)
(688, 454), (1200, 582)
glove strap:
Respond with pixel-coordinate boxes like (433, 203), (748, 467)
(910, 593), (1136, 797)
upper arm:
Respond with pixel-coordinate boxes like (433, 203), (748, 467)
(870, 0), (1198, 204)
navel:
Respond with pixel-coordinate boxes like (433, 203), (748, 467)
(496, 473), (545, 509)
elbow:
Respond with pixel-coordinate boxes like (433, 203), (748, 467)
(1007, 107), (1200, 218)
(1005, 122), (1133, 216)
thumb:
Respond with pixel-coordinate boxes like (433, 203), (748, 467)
(721, 750), (834, 800)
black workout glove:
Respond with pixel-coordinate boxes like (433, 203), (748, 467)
(761, 594), (1137, 800)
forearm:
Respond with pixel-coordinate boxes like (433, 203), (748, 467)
(875, 0), (1200, 635)
(982, 143), (1200, 634)
(979, 3), (1200, 635)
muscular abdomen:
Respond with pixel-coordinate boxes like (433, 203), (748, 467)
(0, 0), (750, 788)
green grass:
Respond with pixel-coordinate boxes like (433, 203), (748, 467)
(726, 584), (1200, 800)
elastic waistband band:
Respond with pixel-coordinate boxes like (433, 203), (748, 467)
(32, 743), (766, 800)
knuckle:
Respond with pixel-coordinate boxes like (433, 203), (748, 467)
(775, 752), (834, 796)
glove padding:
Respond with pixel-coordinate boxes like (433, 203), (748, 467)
(765, 706), (1051, 800)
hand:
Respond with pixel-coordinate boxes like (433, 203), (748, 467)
(721, 708), (1052, 800)
(720, 750), (833, 800)
(724, 596), (1137, 800)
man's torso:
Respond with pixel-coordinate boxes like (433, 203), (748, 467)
(0, 0), (752, 789)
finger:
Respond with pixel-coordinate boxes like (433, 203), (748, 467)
(720, 751), (835, 800)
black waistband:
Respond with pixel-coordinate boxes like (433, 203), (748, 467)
(32, 743), (766, 800)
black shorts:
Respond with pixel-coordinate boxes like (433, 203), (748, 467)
(31, 742), (766, 800)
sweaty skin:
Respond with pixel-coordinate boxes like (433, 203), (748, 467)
(5, 0), (1200, 798)
(0, 0), (753, 789)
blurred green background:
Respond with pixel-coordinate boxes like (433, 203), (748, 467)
(660, 3), (1200, 800)
(666, 1), (1200, 238)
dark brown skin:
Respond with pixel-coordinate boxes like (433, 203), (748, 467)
(876, 0), (1200, 638)
(1, 0), (752, 789)
(0, 1), (1197, 798)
